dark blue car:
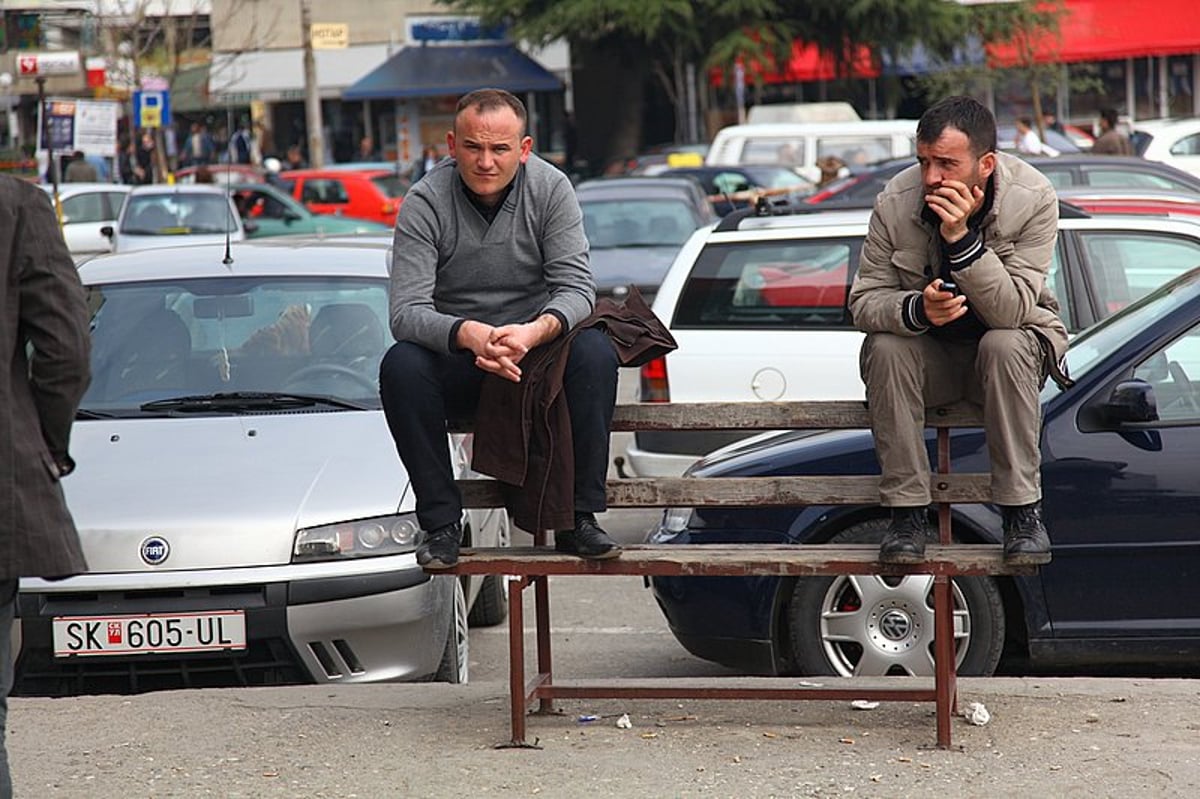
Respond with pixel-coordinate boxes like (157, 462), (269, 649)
(647, 267), (1200, 678)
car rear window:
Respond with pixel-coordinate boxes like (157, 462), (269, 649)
(372, 175), (408, 198)
(673, 238), (861, 329)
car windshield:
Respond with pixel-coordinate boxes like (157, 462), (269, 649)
(80, 276), (390, 414)
(120, 193), (236, 235)
(581, 199), (698, 248)
(1041, 267), (1200, 401)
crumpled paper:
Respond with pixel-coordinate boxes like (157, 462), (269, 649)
(963, 701), (991, 726)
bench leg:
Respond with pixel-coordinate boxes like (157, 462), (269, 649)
(534, 574), (555, 714)
(933, 575), (957, 748)
(504, 575), (529, 747)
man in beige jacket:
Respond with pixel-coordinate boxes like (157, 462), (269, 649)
(848, 95), (1068, 565)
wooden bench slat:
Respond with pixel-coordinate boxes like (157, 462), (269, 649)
(447, 400), (984, 433)
(443, 544), (1043, 577)
(458, 473), (991, 509)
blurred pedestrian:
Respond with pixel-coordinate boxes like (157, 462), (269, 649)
(354, 135), (379, 162)
(1014, 117), (1059, 157)
(0, 175), (91, 799)
(410, 145), (439, 182)
(1091, 108), (1132, 156)
(63, 150), (99, 183)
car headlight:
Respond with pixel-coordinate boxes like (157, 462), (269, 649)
(293, 513), (422, 562)
(648, 507), (693, 543)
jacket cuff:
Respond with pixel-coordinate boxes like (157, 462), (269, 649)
(944, 228), (984, 270)
(902, 293), (930, 333)
(448, 318), (466, 352)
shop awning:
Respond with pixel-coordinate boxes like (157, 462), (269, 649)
(762, 42), (879, 83)
(989, 0), (1200, 66)
(343, 44), (562, 100)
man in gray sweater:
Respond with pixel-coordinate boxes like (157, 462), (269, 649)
(380, 88), (620, 569)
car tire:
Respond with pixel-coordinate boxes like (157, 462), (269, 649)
(785, 518), (1005, 677)
(467, 574), (508, 627)
(433, 578), (470, 683)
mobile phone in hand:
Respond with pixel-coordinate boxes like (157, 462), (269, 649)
(941, 280), (959, 296)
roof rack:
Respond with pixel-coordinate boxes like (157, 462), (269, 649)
(713, 196), (843, 232)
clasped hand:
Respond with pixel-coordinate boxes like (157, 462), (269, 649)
(460, 320), (545, 382)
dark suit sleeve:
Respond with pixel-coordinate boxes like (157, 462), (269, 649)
(16, 183), (91, 467)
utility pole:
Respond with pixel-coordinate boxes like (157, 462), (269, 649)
(301, 0), (325, 167)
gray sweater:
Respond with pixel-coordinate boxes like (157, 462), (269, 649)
(389, 153), (594, 353)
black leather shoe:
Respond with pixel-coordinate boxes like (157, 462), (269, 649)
(417, 522), (462, 570)
(555, 513), (621, 560)
(1002, 502), (1051, 564)
(879, 507), (930, 564)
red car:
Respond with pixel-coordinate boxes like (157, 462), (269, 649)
(277, 168), (409, 226)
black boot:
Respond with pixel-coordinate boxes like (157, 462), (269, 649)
(879, 507), (930, 564)
(555, 513), (621, 560)
(1001, 502), (1051, 564)
(416, 521), (462, 569)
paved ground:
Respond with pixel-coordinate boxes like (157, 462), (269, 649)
(8, 676), (1200, 797)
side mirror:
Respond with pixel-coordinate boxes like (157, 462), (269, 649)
(242, 221), (259, 235)
(1101, 379), (1158, 424)
(283, 210), (303, 222)
(100, 225), (113, 239)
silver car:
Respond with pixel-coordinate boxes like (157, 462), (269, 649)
(102, 184), (247, 253)
(12, 238), (509, 695)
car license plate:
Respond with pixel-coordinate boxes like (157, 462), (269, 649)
(52, 611), (247, 657)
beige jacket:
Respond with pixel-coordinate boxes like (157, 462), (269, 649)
(848, 152), (1068, 364)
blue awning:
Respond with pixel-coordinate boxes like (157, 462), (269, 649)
(343, 44), (562, 100)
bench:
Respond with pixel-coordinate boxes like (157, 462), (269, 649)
(446, 401), (1048, 749)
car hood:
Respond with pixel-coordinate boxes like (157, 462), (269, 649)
(588, 246), (681, 292)
(62, 412), (410, 572)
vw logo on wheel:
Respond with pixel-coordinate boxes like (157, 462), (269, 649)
(139, 536), (170, 566)
(878, 609), (913, 641)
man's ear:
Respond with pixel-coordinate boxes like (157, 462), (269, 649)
(519, 135), (533, 164)
(979, 151), (997, 181)
(446, 130), (456, 159)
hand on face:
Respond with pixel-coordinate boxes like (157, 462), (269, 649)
(924, 180), (984, 244)
(923, 278), (969, 327)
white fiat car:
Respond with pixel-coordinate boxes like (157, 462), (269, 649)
(11, 238), (509, 696)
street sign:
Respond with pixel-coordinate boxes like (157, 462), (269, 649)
(311, 23), (349, 49)
(17, 51), (81, 77)
(133, 89), (171, 129)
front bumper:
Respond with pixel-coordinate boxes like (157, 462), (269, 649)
(13, 555), (452, 696)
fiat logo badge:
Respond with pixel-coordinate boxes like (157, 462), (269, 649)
(140, 536), (170, 566)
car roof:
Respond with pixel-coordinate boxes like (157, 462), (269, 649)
(127, 184), (235, 196)
(575, 176), (708, 198)
(76, 238), (392, 283)
(278, 168), (395, 178)
(42, 182), (131, 194)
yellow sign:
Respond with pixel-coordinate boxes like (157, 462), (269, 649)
(140, 105), (161, 128)
(311, 23), (350, 49)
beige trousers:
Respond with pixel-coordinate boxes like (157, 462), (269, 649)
(859, 329), (1046, 507)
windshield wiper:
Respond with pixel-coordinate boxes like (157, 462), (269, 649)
(139, 391), (369, 413)
(75, 408), (117, 419)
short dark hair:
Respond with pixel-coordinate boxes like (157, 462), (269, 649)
(456, 88), (527, 134)
(1100, 108), (1120, 129)
(917, 96), (997, 157)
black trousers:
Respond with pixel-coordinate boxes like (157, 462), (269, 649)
(379, 327), (618, 532)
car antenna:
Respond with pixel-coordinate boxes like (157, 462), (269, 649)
(222, 109), (235, 266)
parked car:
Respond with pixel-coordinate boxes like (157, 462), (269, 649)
(575, 176), (718, 298)
(175, 164), (268, 184)
(12, 238), (510, 696)
(625, 203), (1200, 477)
(646, 266), (1200, 677)
(229, 182), (391, 238)
(276, 168), (408, 225)
(705, 120), (918, 184)
(103, 184), (249, 254)
(1133, 117), (1200, 178)
(40, 182), (131, 256)
(807, 154), (1200, 208)
(659, 165), (816, 216)
(1055, 187), (1200, 220)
